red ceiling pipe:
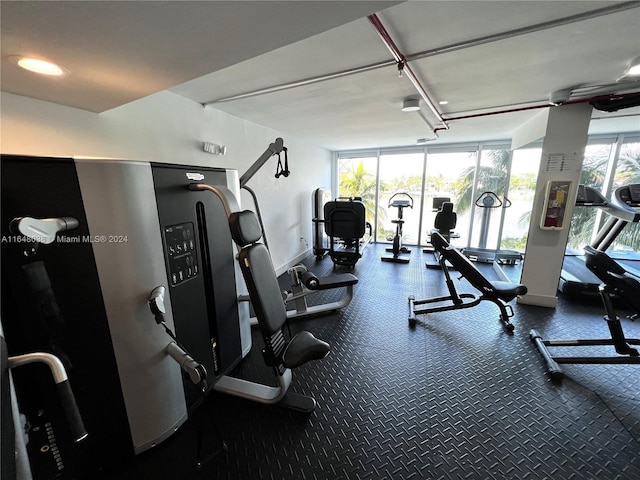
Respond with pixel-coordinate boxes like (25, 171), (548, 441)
(367, 14), (449, 130)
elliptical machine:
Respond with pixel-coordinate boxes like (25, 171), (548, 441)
(462, 192), (522, 268)
(381, 192), (413, 264)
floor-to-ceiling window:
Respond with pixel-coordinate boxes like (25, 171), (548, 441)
(422, 147), (477, 248)
(608, 135), (640, 253)
(377, 151), (424, 245)
(500, 147), (541, 253)
(566, 140), (613, 253)
(337, 153), (378, 234)
(469, 145), (511, 251)
(335, 133), (640, 254)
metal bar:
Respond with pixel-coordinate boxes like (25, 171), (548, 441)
(202, 2), (639, 116)
(204, 61), (395, 105)
(239, 137), (284, 188)
(367, 13), (447, 128)
(407, 1), (640, 63)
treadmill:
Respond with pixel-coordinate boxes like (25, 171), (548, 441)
(559, 184), (640, 296)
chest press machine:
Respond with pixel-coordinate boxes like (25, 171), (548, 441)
(189, 183), (330, 412)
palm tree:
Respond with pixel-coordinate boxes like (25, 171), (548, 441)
(339, 161), (377, 220)
(455, 150), (510, 214)
(609, 143), (640, 250)
(566, 150), (609, 250)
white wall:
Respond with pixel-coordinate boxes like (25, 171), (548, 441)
(0, 90), (331, 273)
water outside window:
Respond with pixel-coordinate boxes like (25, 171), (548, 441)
(500, 148), (541, 253)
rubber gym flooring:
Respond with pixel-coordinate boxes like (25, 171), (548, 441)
(103, 243), (640, 480)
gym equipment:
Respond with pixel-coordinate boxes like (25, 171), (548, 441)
(282, 264), (358, 319)
(236, 264), (358, 322)
(423, 197), (453, 254)
(1, 155), (245, 476)
(409, 231), (528, 332)
(188, 183), (330, 412)
(313, 189), (372, 262)
(559, 184), (640, 297)
(239, 137), (289, 251)
(381, 192), (413, 264)
(531, 246), (640, 380)
(433, 201), (457, 242)
(312, 188), (333, 258)
(2, 334), (88, 480)
(323, 197), (371, 267)
(147, 285), (227, 469)
(425, 201), (458, 269)
(462, 192), (522, 265)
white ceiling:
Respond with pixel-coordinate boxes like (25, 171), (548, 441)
(2, 1), (640, 151)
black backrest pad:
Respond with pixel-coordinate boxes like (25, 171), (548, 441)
(434, 202), (457, 231)
(431, 231), (494, 292)
(324, 200), (366, 238)
(237, 244), (287, 336)
(229, 210), (263, 247)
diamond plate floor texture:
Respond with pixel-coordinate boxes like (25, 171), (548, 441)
(105, 244), (640, 480)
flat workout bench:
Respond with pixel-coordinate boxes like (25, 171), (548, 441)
(409, 231), (527, 332)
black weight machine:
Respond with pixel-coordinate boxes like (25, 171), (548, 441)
(381, 192), (413, 264)
(188, 183), (330, 412)
(240, 142), (361, 310)
(322, 197), (371, 267)
(2, 220), (88, 479)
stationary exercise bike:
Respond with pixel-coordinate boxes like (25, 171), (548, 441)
(381, 192), (413, 264)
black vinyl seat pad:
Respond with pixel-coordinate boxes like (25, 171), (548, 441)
(431, 231), (527, 301)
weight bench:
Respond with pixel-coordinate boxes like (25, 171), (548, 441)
(189, 184), (330, 412)
(409, 231), (527, 332)
(324, 198), (371, 267)
(531, 246), (640, 380)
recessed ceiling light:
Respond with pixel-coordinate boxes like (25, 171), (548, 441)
(401, 98), (420, 112)
(438, 100), (449, 105)
(15, 57), (65, 76)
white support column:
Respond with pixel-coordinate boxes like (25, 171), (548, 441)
(516, 103), (593, 308)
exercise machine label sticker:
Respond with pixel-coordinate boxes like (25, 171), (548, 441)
(164, 222), (199, 286)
